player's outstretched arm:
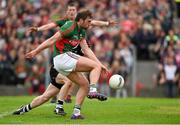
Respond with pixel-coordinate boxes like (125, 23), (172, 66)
(91, 20), (117, 27)
(25, 31), (61, 58)
(28, 22), (57, 33)
(80, 39), (109, 73)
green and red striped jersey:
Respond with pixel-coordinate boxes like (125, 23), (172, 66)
(55, 17), (69, 27)
(53, 21), (86, 57)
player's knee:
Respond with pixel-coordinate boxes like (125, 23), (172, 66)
(91, 62), (100, 70)
(94, 63), (101, 72)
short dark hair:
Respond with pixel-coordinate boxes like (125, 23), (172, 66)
(75, 10), (92, 21)
(68, 3), (76, 7)
(67, 1), (78, 8)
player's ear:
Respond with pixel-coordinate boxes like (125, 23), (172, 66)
(79, 19), (83, 24)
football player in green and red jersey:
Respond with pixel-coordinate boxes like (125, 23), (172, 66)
(13, 10), (110, 119)
(28, 3), (116, 116)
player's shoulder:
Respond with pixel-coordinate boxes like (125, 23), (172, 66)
(62, 21), (76, 29)
(58, 16), (69, 21)
(64, 20), (74, 25)
(55, 16), (69, 24)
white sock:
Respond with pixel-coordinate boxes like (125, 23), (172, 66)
(73, 105), (81, 116)
(73, 108), (80, 116)
(90, 84), (97, 92)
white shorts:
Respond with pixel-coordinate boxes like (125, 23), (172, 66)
(53, 52), (80, 76)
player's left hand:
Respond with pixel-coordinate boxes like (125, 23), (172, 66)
(101, 64), (109, 76)
(25, 50), (38, 58)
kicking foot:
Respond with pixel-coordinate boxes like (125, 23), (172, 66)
(87, 92), (107, 101)
(54, 108), (66, 116)
(71, 114), (84, 119)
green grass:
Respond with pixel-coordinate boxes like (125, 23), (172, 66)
(0, 96), (180, 124)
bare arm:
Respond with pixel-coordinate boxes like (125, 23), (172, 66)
(28, 22), (57, 33)
(80, 39), (102, 65)
(80, 39), (109, 74)
(91, 20), (117, 27)
(37, 22), (57, 31)
(25, 31), (61, 58)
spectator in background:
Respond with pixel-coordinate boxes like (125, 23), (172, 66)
(160, 55), (178, 97)
(164, 29), (179, 48)
(15, 47), (29, 87)
(0, 51), (16, 85)
(118, 32), (133, 73)
(131, 22), (156, 60)
(27, 64), (45, 95)
(153, 63), (166, 87)
(153, 29), (166, 61)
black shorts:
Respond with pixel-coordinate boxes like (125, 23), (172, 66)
(51, 82), (63, 89)
(49, 65), (63, 89)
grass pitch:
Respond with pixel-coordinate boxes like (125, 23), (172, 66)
(0, 96), (180, 124)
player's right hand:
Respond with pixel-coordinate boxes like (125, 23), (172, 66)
(108, 20), (118, 26)
(25, 50), (38, 59)
(28, 27), (38, 33)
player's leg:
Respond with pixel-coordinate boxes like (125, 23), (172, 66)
(13, 83), (60, 115)
(30, 84), (60, 108)
(13, 66), (64, 115)
(67, 72), (89, 119)
(75, 56), (107, 101)
(64, 83), (76, 103)
(54, 73), (72, 115)
(56, 74), (72, 103)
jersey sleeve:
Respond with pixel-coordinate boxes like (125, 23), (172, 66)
(55, 20), (66, 27)
(59, 21), (75, 38)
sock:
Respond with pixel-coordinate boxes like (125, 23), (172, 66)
(90, 84), (97, 92)
(73, 105), (81, 116)
(56, 100), (64, 109)
(22, 104), (32, 113)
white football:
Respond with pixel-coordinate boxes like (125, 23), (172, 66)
(109, 74), (124, 89)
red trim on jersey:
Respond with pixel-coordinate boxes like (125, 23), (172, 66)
(63, 39), (80, 46)
(55, 39), (81, 53)
(60, 22), (76, 37)
(55, 39), (64, 53)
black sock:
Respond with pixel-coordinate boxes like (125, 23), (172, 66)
(56, 100), (64, 109)
(23, 104), (32, 112)
(57, 100), (64, 105)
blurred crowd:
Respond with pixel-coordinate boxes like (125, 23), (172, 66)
(0, 0), (179, 96)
